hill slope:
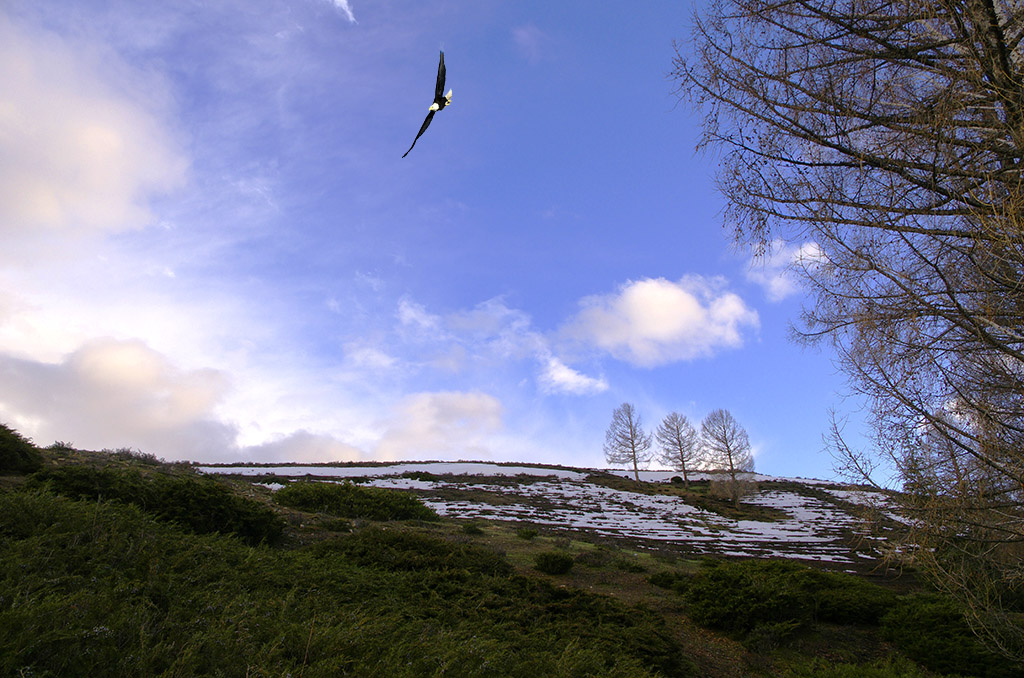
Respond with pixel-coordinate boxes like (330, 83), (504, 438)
(3, 432), (1017, 678)
(201, 462), (901, 572)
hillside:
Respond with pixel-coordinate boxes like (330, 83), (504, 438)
(201, 462), (900, 573)
(2, 429), (1019, 678)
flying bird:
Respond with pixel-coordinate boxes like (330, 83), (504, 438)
(402, 50), (452, 158)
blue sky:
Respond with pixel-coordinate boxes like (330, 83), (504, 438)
(0, 0), (863, 479)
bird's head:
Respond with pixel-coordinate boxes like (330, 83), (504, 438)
(429, 102), (440, 112)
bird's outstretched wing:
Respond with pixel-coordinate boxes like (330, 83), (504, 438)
(434, 51), (446, 102)
(402, 110), (435, 158)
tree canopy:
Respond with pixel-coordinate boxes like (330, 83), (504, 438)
(676, 0), (1024, 659)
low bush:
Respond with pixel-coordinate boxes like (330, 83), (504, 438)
(535, 551), (574, 575)
(311, 526), (513, 575)
(743, 619), (802, 652)
(614, 557), (648, 573)
(401, 471), (441, 482)
(782, 658), (933, 677)
(708, 478), (758, 502)
(515, 526), (539, 540)
(104, 447), (162, 465)
(649, 570), (691, 594)
(575, 549), (615, 569)
(881, 594), (1016, 678)
(274, 480), (439, 522)
(686, 558), (897, 635)
(25, 465), (284, 546)
(0, 423), (44, 474)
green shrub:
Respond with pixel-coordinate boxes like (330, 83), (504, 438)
(25, 465), (284, 546)
(535, 551), (574, 575)
(686, 559), (897, 635)
(515, 526), (539, 540)
(462, 521), (485, 535)
(782, 657), (933, 677)
(274, 480), (439, 521)
(0, 423), (43, 474)
(614, 557), (648, 573)
(881, 594), (1016, 678)
(574, 548), (614, 569)
(743, 619), (802, 652)
(104, 447), (161, 465)
(649, 570), (691, 594)
(401, 471), (440, 482)
(312, 526), (513, 576)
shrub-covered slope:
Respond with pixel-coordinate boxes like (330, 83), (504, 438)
(3, 425), (1020, 678)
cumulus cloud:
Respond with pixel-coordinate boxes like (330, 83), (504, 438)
(746, 240), (822, 302)
(538, 356), (608, 395)
(0, 16), (186, 238)
(0, 338), (236, 460)
(374, 391), (503, 460)
(563, 276), (760, 366)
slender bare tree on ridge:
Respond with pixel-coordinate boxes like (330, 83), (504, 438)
(604, 403), (653, 483)
(656, 412), (700, 489)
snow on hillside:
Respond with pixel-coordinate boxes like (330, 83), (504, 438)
(201, 462), (896, 568)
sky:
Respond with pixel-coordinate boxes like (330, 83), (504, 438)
(0, 0), (866, 479)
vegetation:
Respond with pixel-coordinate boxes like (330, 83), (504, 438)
(4, 424), (1022, 677)
(274, 479), (439, 522)
(685, 559), (897, 636)
(0, 423), (44, 474)
(604, 402), (653, 483)
(25, 464), (284, 546)
(781, 658), (934, 678)
(655, 412), (699, 489)
(699, 409), (755, 506)
(677, 0), (1024, 659)
(881, 594), (1014, 678)
(535, 551), (575, 575)
(0, 491), (689, 677)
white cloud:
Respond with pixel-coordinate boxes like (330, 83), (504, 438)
(241, 430), (363, 463)
(512, 25), (547, 64)
(397, 296), (606, 396)
(397, 297), (443, 333)
(0, 15), (186, 240)
(564, 276), (760, 366)
(746, 240), (822, 302)
(330, 0), (357, 23)
(538, 356), (608, 395)
(344, 344), (397, 370)
(447, 298), (543, 359)
(0, 337), (236, 460)
(374, 391), (503, 460)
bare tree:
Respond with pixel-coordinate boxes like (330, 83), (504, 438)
(700, 409), (755, 506)
(676, 0), (1024, 658)
(655, 412), (700, 488)
(604, 403), (653, 483)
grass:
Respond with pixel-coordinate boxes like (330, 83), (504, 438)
(2, 425), (1020, 678)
